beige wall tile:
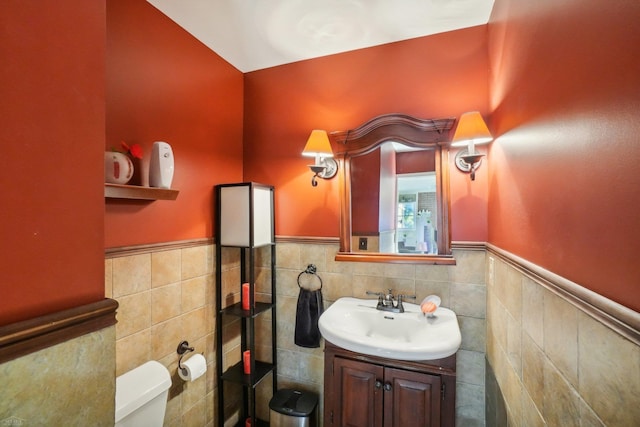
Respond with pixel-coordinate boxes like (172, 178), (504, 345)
(300, 244), (327, 272)
(152, 282), (181, 324)
(324, 244), (352, 274)
(275, 243), (300, 269)
(107, 242), (490, 427)
(455, 382), (485, 427)
(450, 282), (486, 318)
(501, 354), (523, 426)
(151, 316), (183, 361)
(521, 390), (545, 427)
(521, 332), (545, 413)
(112, 253), (151, 297)
(382, 263), (416, 279)
(543, 359), (580, 427)
(221, 265), (241, 309)
(275, 296), (298, 352)
(109, 243), (218, 427)
(182, 276), (207, 312)
(321, 271), (353, 302)
(116, 329), (152, 376)
(255, 265), (273, 295)
(415, 279), (451, 308)
(182, 246), (210, 280)
(152, 249), (181, 287)
(579, 399), (605, 427)
(457, 349), (485, 386)
(182, 397), (206, 427)
(506, 311), (522, 378)
(351, 274), (384, 300)
(381, 276), (415, 297)
(450, 249), (485, 284)
(352, 261), (386, 277)
(578, 312), (640, 426)
(183, 307), (208, 341)
(458, 315), (485, 352)
(116, 290), (152, 339)
(501, 265), (522, 321)
(490, 299), (509, 356)
(521, 276), (544, 348)
(0, 327), (115, 427)
(543, 290), (578, 388)
(487, 253), (640, 427)
(275, 268), (302, 298)
(415, 263), (450, 282)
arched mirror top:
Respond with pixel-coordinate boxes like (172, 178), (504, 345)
(332, 114), (456, 156)
(329, 113), (457, 264)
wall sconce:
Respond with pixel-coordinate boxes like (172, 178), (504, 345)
(302, 130), (338, 187)
(451, 111), (493, 181)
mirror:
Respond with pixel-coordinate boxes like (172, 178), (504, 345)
(330, 114), (456, 264)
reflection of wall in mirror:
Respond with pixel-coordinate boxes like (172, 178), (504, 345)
(351, 150), (380, 236)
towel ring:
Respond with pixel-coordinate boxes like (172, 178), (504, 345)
(297, 264), (323, 290)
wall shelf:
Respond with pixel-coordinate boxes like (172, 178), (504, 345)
(104, 183), (179, 200)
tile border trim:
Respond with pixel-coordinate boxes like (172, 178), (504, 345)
(105, 237), (214, 258)
(487, 243), (640, 345)
(0, 298), (118, 364)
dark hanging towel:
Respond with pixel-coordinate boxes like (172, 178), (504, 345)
(294, 265), (324, 348)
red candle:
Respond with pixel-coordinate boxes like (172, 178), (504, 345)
(245, 418), (251, 427)
(243, 350), (251, 374)
(242, 283), (250, 310)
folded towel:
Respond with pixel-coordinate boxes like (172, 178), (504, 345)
(294, 288), (324, 348)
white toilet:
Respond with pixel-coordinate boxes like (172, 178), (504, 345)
(115, 361), (172, 427)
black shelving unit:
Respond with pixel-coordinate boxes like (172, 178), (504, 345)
(215, 182), (277, 427)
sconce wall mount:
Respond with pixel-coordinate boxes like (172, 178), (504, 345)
(455, 150), (485, 181)
(302, 129), (338, 187)
(451, 111), (493, 181)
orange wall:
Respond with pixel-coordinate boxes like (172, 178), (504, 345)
(104, 0), (244, 248)
(243, 27), (490, 240)
(0, 1), (106, 325)
(487, 0), (640, 311)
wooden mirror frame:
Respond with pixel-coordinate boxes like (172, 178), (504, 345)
(330, 113), (457, 264)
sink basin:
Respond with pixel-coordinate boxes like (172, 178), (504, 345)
(318, 297), (461, 361)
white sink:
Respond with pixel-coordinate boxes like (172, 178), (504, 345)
(318, 297), (461, 361)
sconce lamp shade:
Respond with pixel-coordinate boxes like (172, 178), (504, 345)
(302, 130), (334, 158)
(450, 111), (493, 147)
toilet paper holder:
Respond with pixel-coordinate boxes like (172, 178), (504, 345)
(177, 340), (195, 375)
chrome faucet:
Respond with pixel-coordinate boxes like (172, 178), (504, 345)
(366, 289), (416, 313)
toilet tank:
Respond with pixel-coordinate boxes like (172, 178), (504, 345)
(115, 361), (172, 427)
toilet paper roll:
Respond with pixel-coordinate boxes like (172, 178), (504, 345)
(178, 353), (207, 382)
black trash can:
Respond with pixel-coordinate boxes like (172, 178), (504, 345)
(269, 389), (318, 427)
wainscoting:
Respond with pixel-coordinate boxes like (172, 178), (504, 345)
(485, 245), (640, 426)
(106, 239), (487, 427)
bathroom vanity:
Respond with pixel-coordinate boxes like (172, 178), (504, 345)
(323, 341), (456, 427)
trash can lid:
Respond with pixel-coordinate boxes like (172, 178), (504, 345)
(269, 389), (318, 417)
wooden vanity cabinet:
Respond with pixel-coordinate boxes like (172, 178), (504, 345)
(324, 341), (456, 427)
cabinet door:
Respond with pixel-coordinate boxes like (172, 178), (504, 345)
(383, 367), (441, 427)
(333, 357), (384, 427)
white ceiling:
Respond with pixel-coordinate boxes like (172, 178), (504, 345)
(146, 0), (495, 73)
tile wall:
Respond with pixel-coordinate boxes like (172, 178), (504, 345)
(106, 241), (487, 427)
(274, 242), (487, 427)
(485, 253), (640, 426)
(0, 326), (115, 426)
(105, 244), (217, 427)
